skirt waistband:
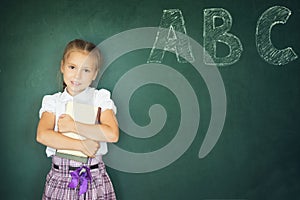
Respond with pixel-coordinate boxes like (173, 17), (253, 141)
(51, 155), (105, 175)
(52, 155), (102, 167)
(53, 163), (99, 171)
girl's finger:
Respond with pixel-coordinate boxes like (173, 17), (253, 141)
(59, 114), (66, 118)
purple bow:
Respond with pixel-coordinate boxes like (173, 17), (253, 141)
(68, 166), (92, 195)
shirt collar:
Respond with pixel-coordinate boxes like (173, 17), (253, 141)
(60, 87), (90, 103)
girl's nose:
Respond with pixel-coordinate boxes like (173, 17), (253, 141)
(75, 69), (82, 79)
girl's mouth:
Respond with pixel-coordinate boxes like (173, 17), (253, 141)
(71, 81), (81, 86)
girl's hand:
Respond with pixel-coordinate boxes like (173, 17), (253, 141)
(80, 139), (100, 157)
(58, 114), (76, 133)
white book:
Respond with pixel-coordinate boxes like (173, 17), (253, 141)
(56, 101), (100, 163)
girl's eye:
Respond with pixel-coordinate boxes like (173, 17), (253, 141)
(68, 65), (75, 69)
(84, 69), (91, 73)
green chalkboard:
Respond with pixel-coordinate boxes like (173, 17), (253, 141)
(1, 0), (299, 199)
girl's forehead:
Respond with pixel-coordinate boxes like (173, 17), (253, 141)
(66, 51), (98, 68)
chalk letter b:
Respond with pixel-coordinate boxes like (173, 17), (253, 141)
(204, 8), (243, 66)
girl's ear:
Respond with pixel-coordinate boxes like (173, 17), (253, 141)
(60, 60), (64, 73)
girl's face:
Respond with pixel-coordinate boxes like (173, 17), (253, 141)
(61, 51), (98, 96)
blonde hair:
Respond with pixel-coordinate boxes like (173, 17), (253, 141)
(62, 39), (101, 70)
(59, 39), (101, 90)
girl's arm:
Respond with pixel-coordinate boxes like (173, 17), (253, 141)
(36, 112), (100, 157)
(58, 109), (119, 143)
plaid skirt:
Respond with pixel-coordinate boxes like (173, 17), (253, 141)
(42, 156), (116, 200)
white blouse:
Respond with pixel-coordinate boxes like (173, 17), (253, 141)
(39, 87), (117, 158)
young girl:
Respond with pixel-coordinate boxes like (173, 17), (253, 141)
(36, 39), (119, 200)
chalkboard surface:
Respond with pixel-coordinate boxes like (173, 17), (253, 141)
(0, 0), (299, 199)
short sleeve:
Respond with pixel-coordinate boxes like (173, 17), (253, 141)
(39, 94), (58, 118)
(94, 89), (117, 114)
